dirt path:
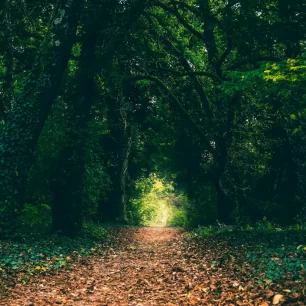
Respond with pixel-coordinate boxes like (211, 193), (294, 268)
(0, 228), (304, 306)
(1, 228), (191, 306)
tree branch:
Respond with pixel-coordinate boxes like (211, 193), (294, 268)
(153, 1), (204, 42)
(215, 0), (234, 74)
(126, 75), (218, 158)
(170, 1), (202, 16)
(228, 57), (281, 70)
(170, 0), (221, 28)
(158, 67), (221, 83)
(160, 37), (214, 119)
(216, 37), (233, 77)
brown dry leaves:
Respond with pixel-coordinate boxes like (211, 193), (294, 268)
(0, 228), (305, 306)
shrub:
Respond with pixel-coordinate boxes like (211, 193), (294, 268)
(82, 221), (108, 240)
(167, 208), (187, 227)
(18, 203), (52, 233)
(191, 226), (213, 237)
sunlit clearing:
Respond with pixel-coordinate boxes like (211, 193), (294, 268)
(129, 174), (188, 227)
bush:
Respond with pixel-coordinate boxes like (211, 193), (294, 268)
(191, 221), (235, 238)
(82, 221), (108, 240)
(197, 226), (213, 237)
(18, 203), (52, 233)
(128, 174), (189, 227)
(289, 223), (305, 231)
(167, 208), (187, 227)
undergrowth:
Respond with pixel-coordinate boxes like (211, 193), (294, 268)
(0, 221), (109, 290)
(189, 219), (306, 285)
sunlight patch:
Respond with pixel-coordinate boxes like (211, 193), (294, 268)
(128, 173), (188, 227)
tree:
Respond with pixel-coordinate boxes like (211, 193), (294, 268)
(0, 0), (83, 234)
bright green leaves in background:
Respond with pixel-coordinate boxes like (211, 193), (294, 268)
(129, 174), (188, 227)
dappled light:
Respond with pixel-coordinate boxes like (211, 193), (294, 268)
(129, 174), (188, 227)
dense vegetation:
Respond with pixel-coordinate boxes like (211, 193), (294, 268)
(0, 0), (306, 253)
(1, 0), (305, 235)
(0, 1), (306, 304)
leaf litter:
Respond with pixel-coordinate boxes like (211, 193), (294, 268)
(0, 227), (305, 305)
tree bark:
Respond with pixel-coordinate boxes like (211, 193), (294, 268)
(116, 116), (134, 223)
(50, 30), (97, 237)
(214, 172), (235, 224)
(98, 98), (134, 224)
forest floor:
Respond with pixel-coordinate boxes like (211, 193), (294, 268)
(0, 227), (305, 306)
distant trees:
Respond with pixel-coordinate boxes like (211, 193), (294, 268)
(124, 0), (306, 224)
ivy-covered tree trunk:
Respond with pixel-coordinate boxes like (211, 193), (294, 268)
(0, 0), (82, 235)
(116, 121), (134, 223)
(293, 128), (306, 224)
(98, 98), (134, 224)
(50, 30), (97, 237)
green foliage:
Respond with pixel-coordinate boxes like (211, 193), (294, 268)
(167, 207), (188, 227)
(191, 222), (234, 238)
(129, 174), (188, 227)
(190, 227), (306, 283)
(71, 43), (81, 57)
(247, 239), (306, 282)
(192, 226), (213, 237)
(83, 158), (112, 218)
(255, 216), (274, 231)
(0, 234), (104, 287)
(191, 220), (304, 238)
(17, 204), (51, 233)
(183, 185), (217, 228)
(82, 221), (109, 240)
(263, 57), (306, 83)
(0, 0), (306, 237)
(289, 223), (305, 231)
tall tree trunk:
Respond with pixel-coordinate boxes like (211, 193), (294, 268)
(116, 119), (134, 223)
(213, 95), (239, 224)
(50, 30), (97, 237)
(213, 138), (235, 224)
(214, 173), (235, 224)
(98, 99), (134, 224)
(0, 0), (82, 235)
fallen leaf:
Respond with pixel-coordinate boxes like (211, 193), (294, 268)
(273, 294), (285, 304)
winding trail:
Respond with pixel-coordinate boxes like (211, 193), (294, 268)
(0, 228), (304, 305)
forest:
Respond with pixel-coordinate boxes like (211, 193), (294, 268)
(0, 0), (305, 305)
